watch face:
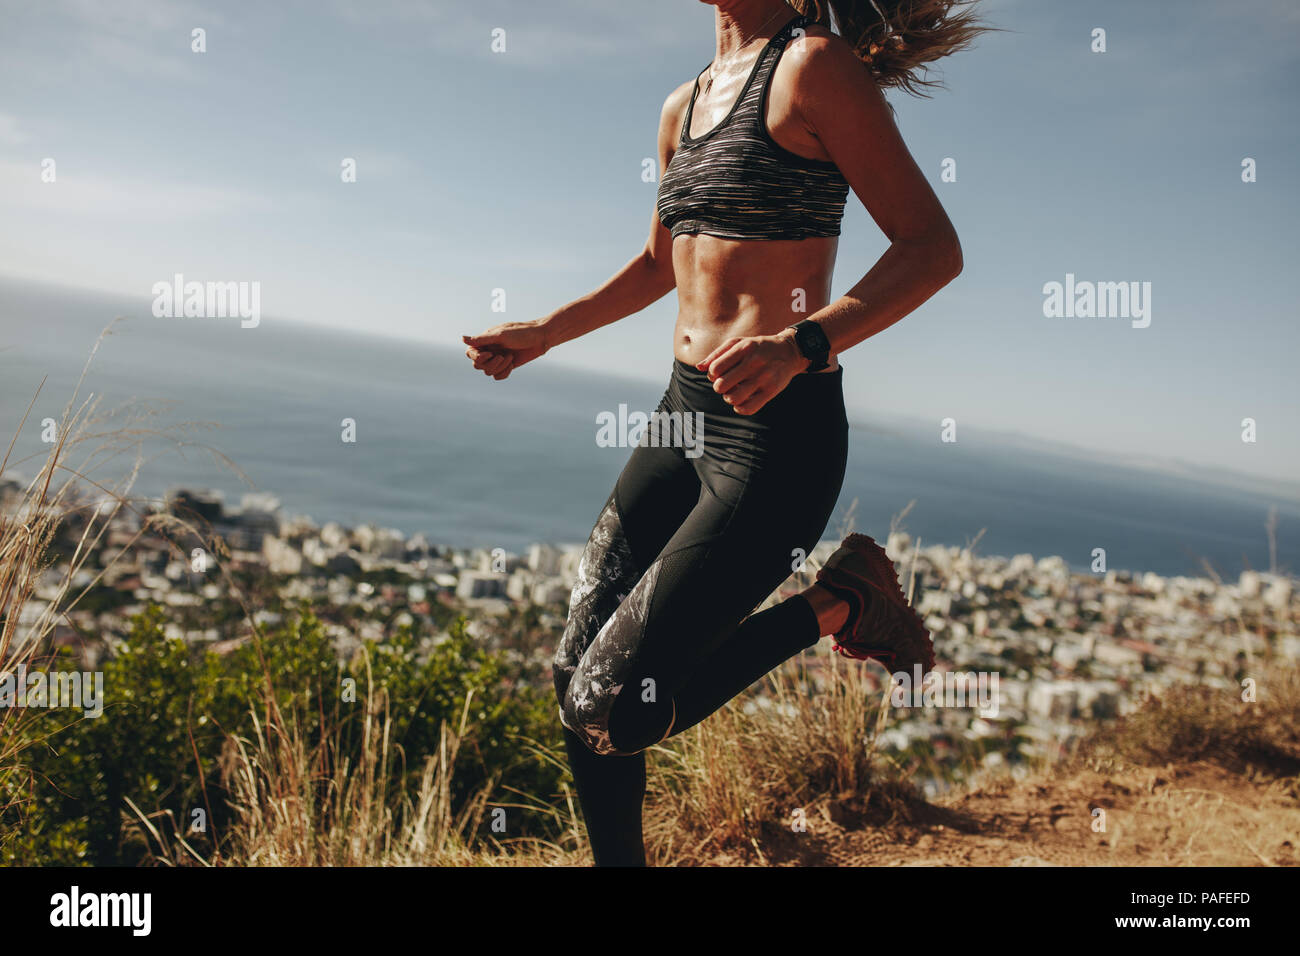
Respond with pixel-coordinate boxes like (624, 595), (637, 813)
(796, 321), (830, 356)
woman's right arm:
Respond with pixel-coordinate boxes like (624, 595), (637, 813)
(464, 84), (691, 380)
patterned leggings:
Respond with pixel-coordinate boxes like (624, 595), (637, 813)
(552, 359), (848, 865)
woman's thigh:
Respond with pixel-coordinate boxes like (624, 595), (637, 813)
(562, 426), (847, 755)
(552, 438), (700, 705)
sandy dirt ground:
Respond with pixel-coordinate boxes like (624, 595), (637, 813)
(701, 762), (1300, 867)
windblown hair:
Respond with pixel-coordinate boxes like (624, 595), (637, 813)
(791, 0), (992, 96)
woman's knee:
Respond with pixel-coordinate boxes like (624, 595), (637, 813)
(559, 675), (620, 756)
(607, 685), (675, 753)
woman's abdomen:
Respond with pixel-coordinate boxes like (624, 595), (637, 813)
(670, 233), (837, 366)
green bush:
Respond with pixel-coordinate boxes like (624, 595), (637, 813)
(2, 605), (564, 865)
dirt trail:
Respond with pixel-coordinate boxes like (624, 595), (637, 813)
(705, 763), (1300, 867)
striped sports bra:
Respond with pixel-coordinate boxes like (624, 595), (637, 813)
(656, 14), (850, 242)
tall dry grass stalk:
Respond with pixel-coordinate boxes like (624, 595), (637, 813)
(214, 676), (583, 867)
(0, 357), (141, 831)
(645, 650), (897, 865)
(1, 326), (242, 852)
(2, 325), (242, 667)
(220, 689), (482, 865)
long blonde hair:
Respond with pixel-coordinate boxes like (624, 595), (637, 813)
(791, 0), (992, 96)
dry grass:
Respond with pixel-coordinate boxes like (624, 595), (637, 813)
(1, 354), (142, 834)
(219, 692), (486, 866)
(1078, 663), (1300, 779)
(204, 642), (583, 867)
(1, 325), (245, 667)
(644, 652), (900, 865)
(212, 691), (585, 867)
(1, 327), (248, 857)
(1104, 766), (1299, 866)
(198, 643), (908, 868)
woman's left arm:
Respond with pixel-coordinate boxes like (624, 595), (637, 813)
(702, 34), (963, 413)
(790, 34), (964, 353)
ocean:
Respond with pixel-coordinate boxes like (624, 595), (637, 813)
(3, 277), (1297, 578)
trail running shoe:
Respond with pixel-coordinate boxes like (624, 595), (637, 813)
(815, 533), (935, 675)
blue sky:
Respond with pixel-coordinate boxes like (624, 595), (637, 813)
(1, 0), (1297, 484)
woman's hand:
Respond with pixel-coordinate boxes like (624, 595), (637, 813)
(697, 331), (806, 415)
(462, 321), (550, 380)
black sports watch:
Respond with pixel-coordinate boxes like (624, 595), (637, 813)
(787, 320), (831, 372)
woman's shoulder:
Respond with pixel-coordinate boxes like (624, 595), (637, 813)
(661, 76), (697, 118)
(657, 76), (697, 144)
(787, 20), (861, 72)
(779, 19), (876, 105)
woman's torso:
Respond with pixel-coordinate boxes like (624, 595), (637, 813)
(657, 14), (848, 371)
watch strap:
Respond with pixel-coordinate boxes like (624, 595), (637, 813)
(788, 320), (831, 372)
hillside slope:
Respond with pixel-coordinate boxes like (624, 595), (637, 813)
(703, 760), (1299, 867)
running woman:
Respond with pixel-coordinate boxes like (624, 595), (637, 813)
(464, 0), (987, 866)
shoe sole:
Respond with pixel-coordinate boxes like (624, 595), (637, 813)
(819, 534), (935, 674)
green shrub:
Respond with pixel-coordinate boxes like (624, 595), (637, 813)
(3, 605), (564, 865)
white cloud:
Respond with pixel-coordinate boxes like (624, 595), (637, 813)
(0, 114), (30, 145)
(0, 161), (259, 220)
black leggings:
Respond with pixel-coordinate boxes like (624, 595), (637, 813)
(552, 359), (849, 865)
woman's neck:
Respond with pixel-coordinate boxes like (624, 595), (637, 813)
(712, 1), (794, 60)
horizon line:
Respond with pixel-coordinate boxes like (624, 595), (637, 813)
(4, 269), (1298, 502)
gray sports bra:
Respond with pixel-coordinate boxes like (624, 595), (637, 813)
(656, 14), (850, 241)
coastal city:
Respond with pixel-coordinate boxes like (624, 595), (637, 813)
(10, 481), (1299, 784)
